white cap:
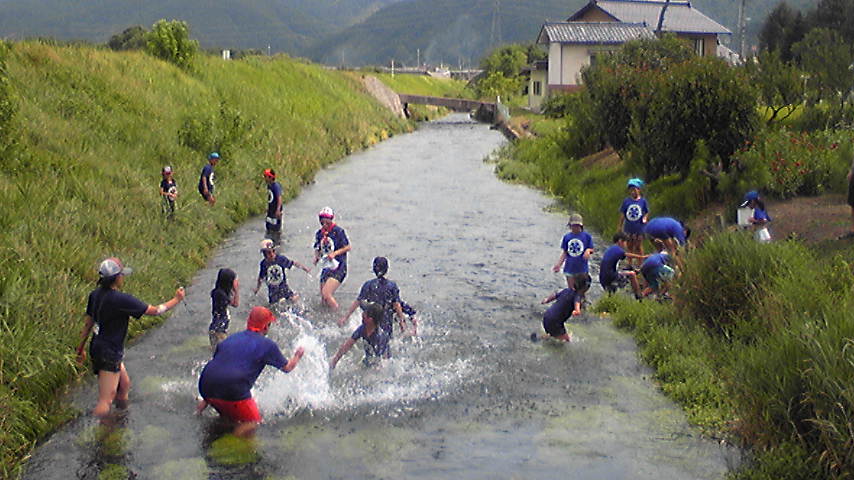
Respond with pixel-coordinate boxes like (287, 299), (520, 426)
(98, 257), (132, 278)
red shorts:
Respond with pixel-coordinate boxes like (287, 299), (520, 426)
(206, 397), (262, 423)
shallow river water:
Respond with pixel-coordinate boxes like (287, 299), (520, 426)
(24, 114), (737, 480)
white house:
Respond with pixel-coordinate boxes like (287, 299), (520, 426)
(529, 0), (732, 112)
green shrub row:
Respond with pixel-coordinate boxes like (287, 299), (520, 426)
(0, 41), (412, 478)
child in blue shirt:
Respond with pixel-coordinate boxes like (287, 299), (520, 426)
(329, 302), (390, 369)
(618, 178), (649, 267)
(600, 232), (647, 299)
(552, 213), (594, 299)
(159, 165), (177, 219)
(741, 190), (772, 243)
(209, 268), (239, 351)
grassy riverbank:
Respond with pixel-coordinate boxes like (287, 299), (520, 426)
(0, 42), (414, 478)
(496, 135), (854, 478)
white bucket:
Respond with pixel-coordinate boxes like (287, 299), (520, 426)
(737, 207), (753, 227)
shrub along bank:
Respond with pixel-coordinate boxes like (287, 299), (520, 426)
(0, 41), (412, 478)
(496, 127), (854, 479)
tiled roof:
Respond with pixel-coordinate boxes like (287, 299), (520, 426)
(569, 0), (731, 35)
(537, 22), (655, 45)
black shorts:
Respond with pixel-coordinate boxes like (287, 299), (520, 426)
(601, 274), (629, 293)
(269, 286), (295, 304)
(543, 316), (567, 337)
(320, 264), (347, 285)
(847, 178), (854, 208)
(89, 341), (122, 375)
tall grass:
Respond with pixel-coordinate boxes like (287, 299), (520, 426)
(0, 43), (414, 478)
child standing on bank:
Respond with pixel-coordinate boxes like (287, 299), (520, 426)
(159, 166), (178, 219)
(741, 190), (772, 243)
(618, 178), (649, 266)
(209, 268), (239, 351)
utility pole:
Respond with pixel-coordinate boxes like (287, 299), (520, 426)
(417, 48), (420, 68)
(738, 0), (748, 60)
(490, 0), (502, 47)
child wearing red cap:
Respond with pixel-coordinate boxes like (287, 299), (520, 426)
(263, 168), (283, 245)
(196, 306), (304, 437)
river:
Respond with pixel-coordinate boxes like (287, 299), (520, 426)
(23, 114), (736, 480)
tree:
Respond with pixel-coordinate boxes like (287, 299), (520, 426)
(108, 26), (147, 51)
(480, 44), (528, 78)
(809, 0), (854, 44)
(145, 19), (199, 70)
(759, 2), (804, 61)
(792, 28), (854, 113)
(629, 57), (759, 179)
(744, 50), (804, 125)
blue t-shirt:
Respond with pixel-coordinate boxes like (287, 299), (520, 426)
(543, 288), (578, 324)
(357, 277), (400, 334)
(620, 197), (649, 235)
(599, 245), (627, 285)
(198, 330), (288, 401)
(314, 225), (349, 271)
(753, 208), (771, 223)
(640, 253), (669, 278)
(259, 254), (295, 303)
(644, 217), (686, 245)
(560, 231), (594, 274)
(209, 288), (231, 333)
(198, 163), (215, 195)
(86, 288), (148, 355)
(351, 325), (391, 360)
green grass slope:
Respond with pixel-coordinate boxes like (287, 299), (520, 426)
(0, 42), (409, 477)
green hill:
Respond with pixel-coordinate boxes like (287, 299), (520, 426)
(0, 41), (409, 477)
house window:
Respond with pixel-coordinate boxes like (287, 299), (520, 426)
(694, 38), (705, 56)
(533, 81), (542, 96)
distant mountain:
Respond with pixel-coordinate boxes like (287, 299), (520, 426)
(0, 0), (821, 64)
(0, 0), (404, 53)
(308, 0), (819, 67)
(307, 0), (588, 68)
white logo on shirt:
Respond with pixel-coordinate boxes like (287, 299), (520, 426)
(265, 265), (284, 286)
(567, 238), (584, 257)
(267, 189), (274, 205)
(626, 204), (643, 222)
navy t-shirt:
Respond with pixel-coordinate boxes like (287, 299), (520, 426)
(620, 197), (649, 235)
(198, 330), (288, 401)
(543, 288), (578, 324)
(351, 325), (391, 359)
(259, 254), (295, 302)
(198, 164), (215, 194)
(86, 288), (148, 355)
(753, 208), (771, 223)
(266, 182), (282, 218)
(314, 225), (349, 270)
(209, 288), (231, 333)
(160, 179), (177, 197)
(357, 278), (400, 333)
(644, 217), (686, 245)
(599, 245), (627, 285)
(560, 231), (594, 274)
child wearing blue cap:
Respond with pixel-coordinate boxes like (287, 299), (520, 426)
(618, 178), (649, 267)
(198, 152), (219, 206)
(741, 190), (772, 242)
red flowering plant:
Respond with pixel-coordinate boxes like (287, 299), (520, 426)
(731, 129), (853, 198)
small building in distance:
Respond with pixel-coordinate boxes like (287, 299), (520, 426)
(529, 0), (732, 112)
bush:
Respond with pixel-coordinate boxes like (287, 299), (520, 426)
(107, 26), (147, 51)
(145, 19), (198, 70)
(0, 41), (16, 157)
(730, 128), (854, 198)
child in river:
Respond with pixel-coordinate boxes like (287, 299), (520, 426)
(329, 302), (391, 369)
(552, 213), (594, 305)
(209, 268), (239, 351)
(533, 287), (581, 342)
(253, 239), (311, 306)
(599, 232), (646, 299)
